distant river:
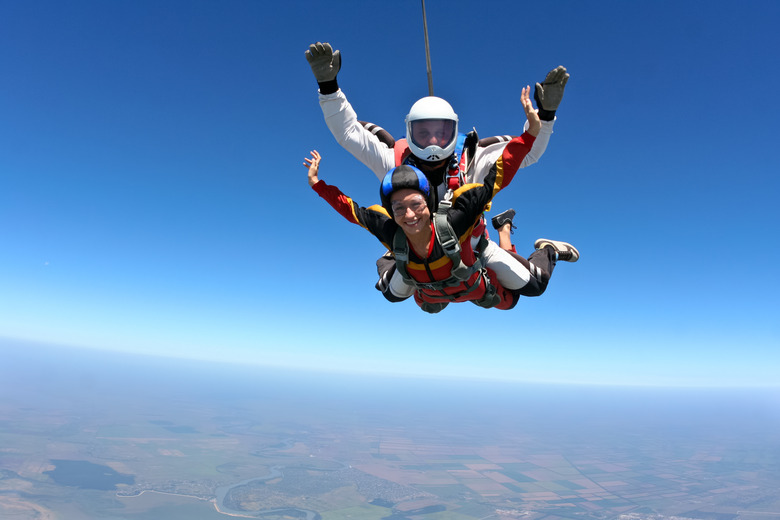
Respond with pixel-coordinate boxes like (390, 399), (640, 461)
(214, 466), (318, 519)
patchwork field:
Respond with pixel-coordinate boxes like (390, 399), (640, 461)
(2, 349), (779, 519)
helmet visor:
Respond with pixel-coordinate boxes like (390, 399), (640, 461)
(409, 119), (456, 152)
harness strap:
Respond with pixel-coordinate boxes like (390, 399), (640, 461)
(471, 269), (500, 308)
(392, 227), (469, 291)
(415, 266), (499, 307)
(391, 225), (490, 297)
(392, 228), (412, 284)
(433, 199), (473, 281)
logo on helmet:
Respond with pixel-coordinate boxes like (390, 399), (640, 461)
(426, 154), (441, 161)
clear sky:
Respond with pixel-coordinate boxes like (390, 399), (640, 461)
(1, 0), (778, 387)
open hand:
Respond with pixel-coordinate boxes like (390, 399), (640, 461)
(304, 150), (321, 187)
(520, 86), (541, 137)
(305, 42), (341, 83)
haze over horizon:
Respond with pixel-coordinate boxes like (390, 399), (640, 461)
(3, 338), (779, 391)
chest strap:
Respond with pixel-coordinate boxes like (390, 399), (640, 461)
(391, 202), (491, 297)
(434, 198), (477, 281)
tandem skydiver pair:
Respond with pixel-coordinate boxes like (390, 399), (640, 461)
(303, 42), (579, 313)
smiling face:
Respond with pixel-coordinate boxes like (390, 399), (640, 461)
(389, 188), (431, 238)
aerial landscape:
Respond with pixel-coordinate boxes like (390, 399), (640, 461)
(2, 342), (779, 520)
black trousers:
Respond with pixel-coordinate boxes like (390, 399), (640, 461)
(509, 246), (556, 297)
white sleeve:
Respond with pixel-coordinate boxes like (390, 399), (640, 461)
(466, 118), (556, 184)
(519, 118), (554, 168)
(319, 90), (396, 180)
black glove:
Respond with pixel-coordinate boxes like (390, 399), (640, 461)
(305, 42), (341, 94)
(534, 66), (569, 121)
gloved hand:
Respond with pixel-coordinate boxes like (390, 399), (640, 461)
(534, 65), (569, 121)
(305, 42), (341, 83)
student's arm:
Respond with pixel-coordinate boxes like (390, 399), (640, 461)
(478, 86), (539, 198)
(305, 151), (396, 248)
(448, 88), (539, 230)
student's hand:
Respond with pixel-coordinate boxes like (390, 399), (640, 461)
(304, 150), (321, 186)
(521, 86), (541, 137)
(305, 42), (341, 83)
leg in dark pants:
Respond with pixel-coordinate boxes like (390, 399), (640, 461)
(510, 246), (556, 297)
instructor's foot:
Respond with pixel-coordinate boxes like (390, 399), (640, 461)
(535, 238), (579, 262)
(491, 209), (516, 233)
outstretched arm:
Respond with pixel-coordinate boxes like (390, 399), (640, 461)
(469, 78), (555, 179)
(305, 149), (367, 227)
(449, 95), (537, 228)
(515, 65), (569, 169)
(305, 150), (396, 246)
(457, 89), (538, 207)
(306, 43), (396, 180)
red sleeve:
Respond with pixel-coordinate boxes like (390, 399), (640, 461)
(312, 180), (362, 225)
(312, 180), (396, 249)
(446, 131), (537, 231)
(493, 131), (536, 193)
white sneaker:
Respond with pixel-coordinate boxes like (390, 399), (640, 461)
(534, 239), (579, 262)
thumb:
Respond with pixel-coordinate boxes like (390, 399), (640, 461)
(534, 82), (544, 106)
(332, 50), (341, 73)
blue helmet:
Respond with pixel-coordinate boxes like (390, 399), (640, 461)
(380, 165), (433, 216)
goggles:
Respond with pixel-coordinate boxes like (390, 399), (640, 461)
(391, 195), (427, 217)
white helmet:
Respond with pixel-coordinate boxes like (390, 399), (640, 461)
(405, 96), (459, 162)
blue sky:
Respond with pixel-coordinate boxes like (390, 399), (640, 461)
(1, 0), (778, 387)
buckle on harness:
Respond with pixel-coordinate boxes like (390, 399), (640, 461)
(439, 233), (460, 255)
